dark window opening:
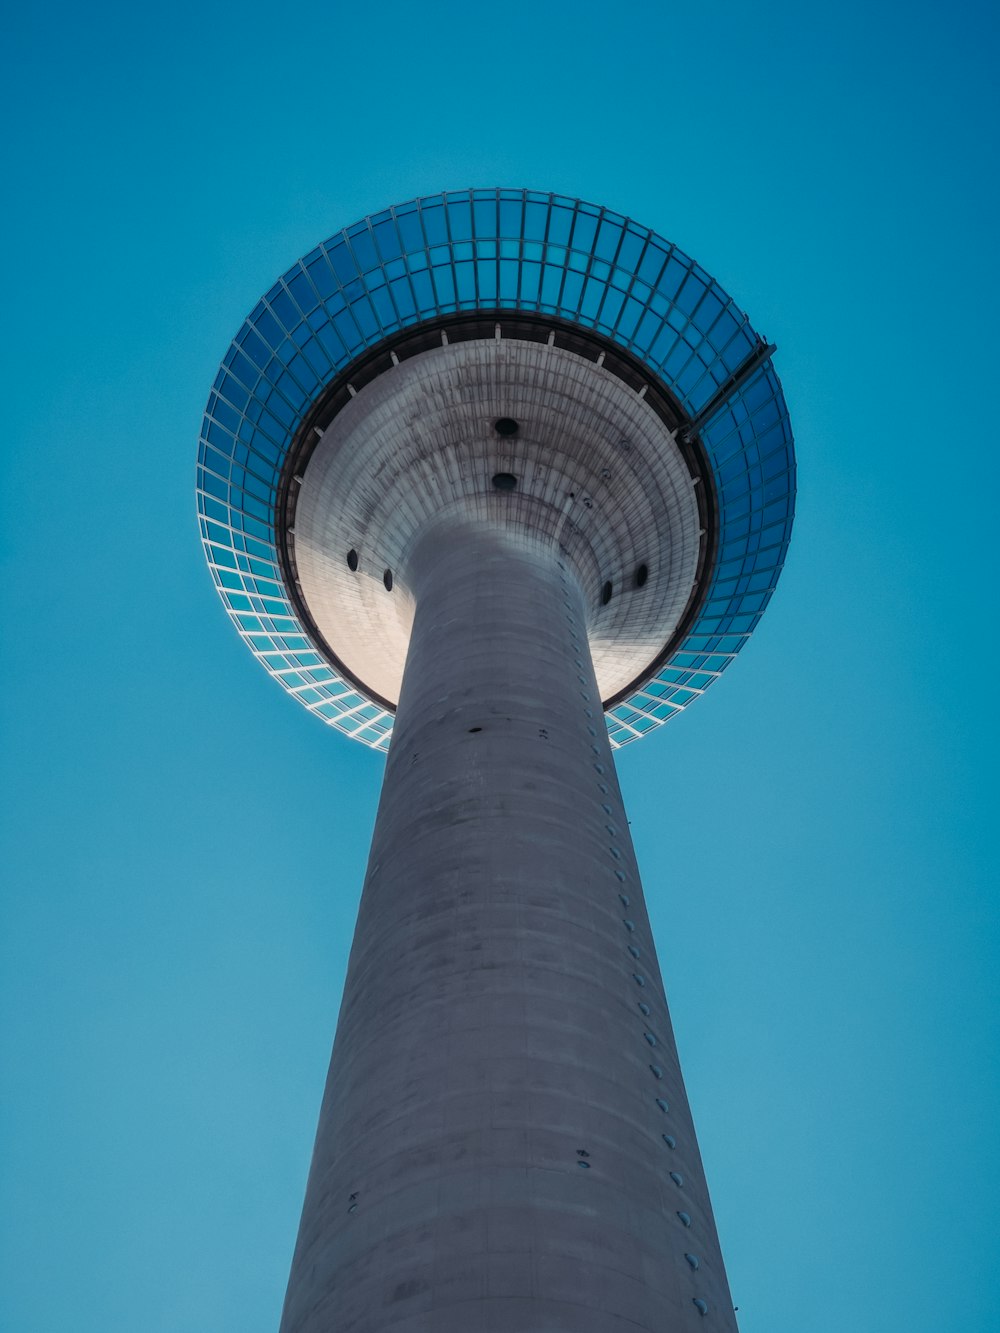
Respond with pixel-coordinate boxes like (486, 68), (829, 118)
(494, 417), (519, 436)
(383, 568), (393, 591)
(346, 548), (359, 571)
(601, 580), (613, 605)
(635, 563), (649, 587)
(492, 471), (518, 491)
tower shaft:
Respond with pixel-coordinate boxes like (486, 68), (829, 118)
(279, 523), (736, 1332)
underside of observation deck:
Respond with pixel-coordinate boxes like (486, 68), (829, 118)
(277, 316), (717, 715)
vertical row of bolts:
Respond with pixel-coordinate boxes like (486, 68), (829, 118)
(557, 558), (711, 1322)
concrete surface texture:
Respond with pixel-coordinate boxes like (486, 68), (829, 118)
(293, 336), (702, 708)
(279, 515), (736, 1332)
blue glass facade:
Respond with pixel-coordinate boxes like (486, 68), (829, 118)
(197, 190), (795, 750)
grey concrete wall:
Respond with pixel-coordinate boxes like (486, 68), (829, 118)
(279, 522), (736, 1332)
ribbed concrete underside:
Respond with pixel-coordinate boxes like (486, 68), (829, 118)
(293, 338), (702, 706)
(279, 524), (735, 1332)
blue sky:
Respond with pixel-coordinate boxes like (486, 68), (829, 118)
(1, 2), (997, 1330)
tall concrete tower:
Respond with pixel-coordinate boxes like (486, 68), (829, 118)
(197, 190), (795, 1331)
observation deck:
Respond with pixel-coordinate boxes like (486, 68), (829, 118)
(197, 190), (795, 750)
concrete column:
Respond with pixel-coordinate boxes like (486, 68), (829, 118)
(279, 522), (737, 1333)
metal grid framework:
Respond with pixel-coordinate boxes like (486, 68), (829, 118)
(196, 190), (796, 750)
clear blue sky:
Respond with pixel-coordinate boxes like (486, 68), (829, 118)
(2, 2), (997, 1330)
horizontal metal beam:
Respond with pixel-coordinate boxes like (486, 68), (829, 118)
(679, 339), (777, 444)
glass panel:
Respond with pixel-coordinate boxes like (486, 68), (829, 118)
(445, 194), (473, 240)
(373, 218), (402, 262)
(499, 197), (522, 236)
(421, 203), (447, 245)
(396, 210), (424, 252)
(473, 196), (496, 238)
(547, 204), (573, 246)
(524, 199), (548, 241)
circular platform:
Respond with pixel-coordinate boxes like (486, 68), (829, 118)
(197, 190), (796, 750)
(293, 335), (703, 708)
